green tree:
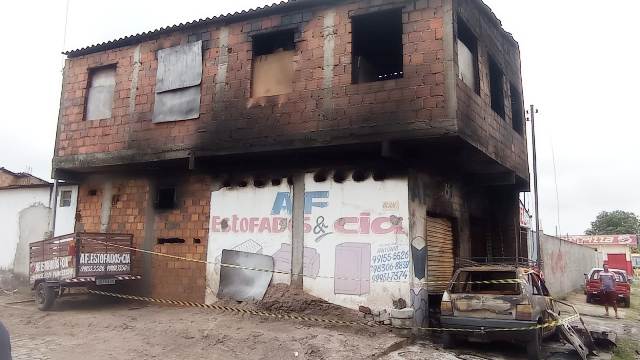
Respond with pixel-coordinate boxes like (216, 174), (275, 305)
(585, 210), (640, 235)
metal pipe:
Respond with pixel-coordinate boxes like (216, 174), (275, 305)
(530, 105), (542, 269)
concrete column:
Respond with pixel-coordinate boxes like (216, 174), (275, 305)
(142, 180), (156, 295)
(291, 173), (305, 288)
(99, 180), (113, 233)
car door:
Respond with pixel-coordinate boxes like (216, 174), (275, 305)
(529, 272), (554, 333)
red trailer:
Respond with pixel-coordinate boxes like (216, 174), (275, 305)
(29, 232), (141, 310)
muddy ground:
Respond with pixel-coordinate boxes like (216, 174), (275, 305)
(1, 285), (639, 360)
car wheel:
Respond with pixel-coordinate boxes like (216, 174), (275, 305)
(442, 333), (459, 349)
(623, 297), (631, 308)
(35, 283), (56, 311)
(585, 294), (592, 303)
(526, 327), (542, 360)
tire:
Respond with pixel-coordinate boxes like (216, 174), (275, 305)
(442, 333), (459, 349)
(35, 283), (57, 311)
(623, 297), (631, 308)
(526, 328), (542, 360)
(586, 294), (592, 303)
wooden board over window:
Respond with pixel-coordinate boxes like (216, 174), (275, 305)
(426, 216), (454, 294)
(251, 50), (294, 98)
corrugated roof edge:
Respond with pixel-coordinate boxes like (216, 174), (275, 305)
(63, 0), (328, 58)
(63, 0), (518, 58)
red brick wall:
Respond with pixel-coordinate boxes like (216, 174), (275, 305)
(76, 174), (211, 302)
(54, 0), (452, 163)
(151, 175), (210, 302)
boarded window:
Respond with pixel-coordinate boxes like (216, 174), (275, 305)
(251, 30), (295, 97)
(489, 56), (505, 119)
(510, 83), (524, 135)
(457, 19), (479, 94)
(85, 66), (116, 121)
(352, 9), (403, 84)
(152, 41), (202, 123)
(59, 190), (72, 207)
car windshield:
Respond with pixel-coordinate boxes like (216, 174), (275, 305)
(590, 270), (626, 282)
(449, 270), (521, 295)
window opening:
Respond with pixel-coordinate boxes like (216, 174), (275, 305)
(85, 66), (116, 121)
(155, 187), (176, 210)
(510, 83), (524, 135)
(352, 9), (403, 84)
(456, 19), (479, 94)
(251, 30), (295, 97)
(59, 190), (72, 207)
(489, 56), (505, 119)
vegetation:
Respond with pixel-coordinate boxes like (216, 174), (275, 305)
(585, 211), (639, 235)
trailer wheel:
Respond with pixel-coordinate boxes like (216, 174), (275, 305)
(36, 283), (56, 311)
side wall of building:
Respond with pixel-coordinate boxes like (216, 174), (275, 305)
(55, 0), (454, 169)
(0, 187), (52, 273)
(453, 0), (528, 180)
(540, 234), (598, 298)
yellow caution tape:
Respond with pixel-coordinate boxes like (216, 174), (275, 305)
(85, 239), (524, 286)
(87, 290), (579, 333)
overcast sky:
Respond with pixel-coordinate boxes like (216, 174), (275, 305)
(0, 0), (638, 235)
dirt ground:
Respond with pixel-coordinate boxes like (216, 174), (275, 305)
(2, 285), (639, 360)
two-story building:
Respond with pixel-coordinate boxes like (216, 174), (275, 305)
(52, 0), (529, 325)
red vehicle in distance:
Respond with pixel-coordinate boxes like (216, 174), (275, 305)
(584, 268), (631, 307)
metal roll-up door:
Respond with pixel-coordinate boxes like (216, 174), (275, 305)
(426, 216), (454, 294)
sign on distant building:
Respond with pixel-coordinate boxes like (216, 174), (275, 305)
(519, 201), (532, 228)
(566, 234), (638, 246)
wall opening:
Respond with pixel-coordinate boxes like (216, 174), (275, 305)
(157, 237), (185, 244)
(155, 187), (176, 210)
(456, 18), (479, 94)
(251, 29), (295, 97)
(489, 56), (505, 119)
(351, 8), (403, 84)
(510, 83), (524, 135)
(85, 65), (116, 121)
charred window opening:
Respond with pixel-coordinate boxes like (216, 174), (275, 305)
(155, 187), (176, 210)
(510, 83), (524, 135)
(489, 56), (505, 119)
(351, 9), (403, 84)
(85, 65), (116, 121)
(456, 19), (479, 94)
(88, 189), (98, 196)
(157, 237), (185, 244)
(251, 29), (295, 97)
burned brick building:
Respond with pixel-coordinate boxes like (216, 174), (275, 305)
(52, 0), (529, 324)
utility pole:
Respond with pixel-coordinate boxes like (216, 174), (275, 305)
(529, 104), (542, 269)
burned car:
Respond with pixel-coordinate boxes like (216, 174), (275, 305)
(440, 265), (556, 360)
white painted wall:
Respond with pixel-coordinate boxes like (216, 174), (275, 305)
(0, 187), (52, 271)
(206, 180), (293, 303)
(54, 184), (78, 236)
(205, 175), (412, 311)
(303, 174), (410, 310)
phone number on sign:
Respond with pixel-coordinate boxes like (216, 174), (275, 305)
(371, 261), (410, 273)
(372, 271), (408, 282)
(371, 251), (409, 264)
